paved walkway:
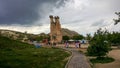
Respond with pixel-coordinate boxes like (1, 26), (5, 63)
(63, 48), (91, 68)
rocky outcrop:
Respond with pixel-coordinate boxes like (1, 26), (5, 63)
(61, 28), (79, 37)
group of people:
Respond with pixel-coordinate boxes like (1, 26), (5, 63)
(64, 41), (81, 48)
(33, 40), (82, 48)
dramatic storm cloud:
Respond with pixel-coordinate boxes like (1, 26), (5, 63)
(0, 0), (64, 25)
(0, 0), (120, 35)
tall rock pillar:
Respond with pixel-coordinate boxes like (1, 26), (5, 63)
(54, 16), (62, 43)
(49, 15), (62, 44)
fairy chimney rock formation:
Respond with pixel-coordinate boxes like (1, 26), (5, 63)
(49, 15), (62, 43)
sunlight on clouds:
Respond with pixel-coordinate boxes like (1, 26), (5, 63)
(0, 0), (120, 35)
(0, 25), (49, 34)
(50, 0), (120, 35)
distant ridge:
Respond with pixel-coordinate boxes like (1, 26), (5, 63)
(0, 28), (80, 36)
(0, 28), (80, 39)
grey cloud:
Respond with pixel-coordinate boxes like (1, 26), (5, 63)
(68, 19), (84, 24)
(91, 20), (108, 27)
(0, 0), (65, 25)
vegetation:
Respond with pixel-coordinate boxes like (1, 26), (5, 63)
(86, 33), (92, 42)
(72, 35), (84, 40)
(90, 57), (114, 64)
(87, 28), (120, 57)
(86, 28), (120, 64)
(0, 36), (70, 68)
(87, 29), (111, 57)
(106, 32), (120, 45)
(62, 35), (70, 40)
(0, 35), (32, 49)
(113, 12), (120, 25)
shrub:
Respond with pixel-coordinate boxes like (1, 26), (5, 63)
(87, 29), (111, 57)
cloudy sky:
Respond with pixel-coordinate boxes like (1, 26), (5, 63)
(0, 0), (120, 36)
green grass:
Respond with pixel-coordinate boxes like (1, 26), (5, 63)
(0, 36), (70, 68)
(90, 57), (115, 64)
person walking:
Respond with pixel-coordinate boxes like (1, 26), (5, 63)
(65, 41), (69, 48)
(75, 41), (78, 48)
(79, 41), (81, 48)
(75, 41), (77, 48)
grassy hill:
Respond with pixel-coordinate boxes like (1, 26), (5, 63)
(0, 36), (70, 68)
(0, 35), (33, 49)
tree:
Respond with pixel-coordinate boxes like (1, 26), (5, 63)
(86, 34), (92, 43)
(72, 35), (84, 40)
(86, 34), (91, 40)
(109, 32), (120, 45)
(113, 12), (120, 25)
(62, 35), (70, 40)
(87, 29), (111, 57)
(35, 36), (44, 41)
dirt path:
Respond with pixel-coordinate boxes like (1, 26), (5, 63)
(58, 44), (120, 68)
(94, 49), (120, 68)
(64, 48), (91, 68)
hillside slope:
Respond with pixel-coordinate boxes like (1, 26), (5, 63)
(0, 35), (70, 68)
(61, 28), (79, 37)
(0, 35), (33, 49)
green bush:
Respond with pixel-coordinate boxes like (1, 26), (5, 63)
(87, 29), (111, 57)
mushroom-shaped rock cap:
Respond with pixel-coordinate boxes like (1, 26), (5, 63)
(54, 16), (59, 19)
(54, 16), (57, 19)
(56, 16), (59, 19)
(49, 15), (53, 18)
